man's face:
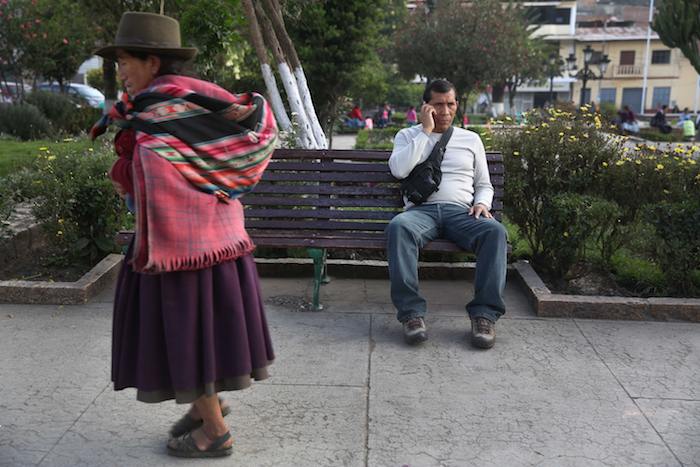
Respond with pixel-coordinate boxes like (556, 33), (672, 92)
(428, 89), (458, 133)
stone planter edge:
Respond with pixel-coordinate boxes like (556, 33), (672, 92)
(512, 260), (700, 322)
(0, 254), (123, 305)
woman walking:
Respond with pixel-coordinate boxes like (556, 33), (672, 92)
(92, 12), (277, 458)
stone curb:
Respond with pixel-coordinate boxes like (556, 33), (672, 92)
(512, 260), (700, 322)
(0, 254), (123, 305)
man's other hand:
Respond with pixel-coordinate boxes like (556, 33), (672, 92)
(469, 203), (492, 219)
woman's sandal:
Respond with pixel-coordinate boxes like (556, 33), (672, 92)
(169, 397), (232, 437)
(167, 430), (233, 458)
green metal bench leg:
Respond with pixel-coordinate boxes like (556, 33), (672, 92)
(307, 247), (327, 311)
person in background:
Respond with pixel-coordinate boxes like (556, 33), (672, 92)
(347, 104), (364, 129)
(620, 105), (639, 134)
(650, 104), (672, 134)
(406, 105), (418, 126)
(92, 12), (276, 458)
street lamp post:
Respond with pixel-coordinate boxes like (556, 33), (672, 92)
(567, 45), (611, 107)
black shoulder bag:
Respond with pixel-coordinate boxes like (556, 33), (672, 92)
(399, 126), (453, 205)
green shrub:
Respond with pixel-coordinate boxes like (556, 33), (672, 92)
(25, 91), (76, 125)
(536, 194), (619, 278)
(599, 143), (700, 222)
(0, 103), (52, 140)
(28, 143), (129, 265)
(648, 200), (700, 296)
(638, 127), (683, 142)
(354, 128), (397, 150)
(86, 68), (104, 93)
(24, 91), (101, 136)
(496, 106), (624, 275)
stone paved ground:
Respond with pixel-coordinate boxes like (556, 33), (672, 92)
(1, 275), (699, 466)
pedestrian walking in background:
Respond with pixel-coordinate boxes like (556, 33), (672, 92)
(91, 12), (277, 458)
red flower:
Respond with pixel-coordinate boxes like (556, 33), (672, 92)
(62, 38), (68, 44)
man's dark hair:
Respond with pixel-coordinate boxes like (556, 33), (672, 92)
(423, 79), (456, 103)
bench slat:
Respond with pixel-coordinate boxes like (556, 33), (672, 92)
(243, 196), (403, 208)
(262, 172), (396, 182)
(246, 208), (398, 220)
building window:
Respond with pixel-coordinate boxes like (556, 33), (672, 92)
(651, 50), (671, 64)
(652, 87), (671, 108)
(620, 51), (635, 65)
(599, 88), (616, 104)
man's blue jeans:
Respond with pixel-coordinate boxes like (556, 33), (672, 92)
(386, 203), (507, 323)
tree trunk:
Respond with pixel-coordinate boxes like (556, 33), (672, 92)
(255, 1), (316, 148)
(261, 0), (327, 148)
(103, 59), (117, 113)
(491, 82), (506, 116)
(241, 0), (292, 131)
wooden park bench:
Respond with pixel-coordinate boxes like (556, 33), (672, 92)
(118, 148), (505, 310)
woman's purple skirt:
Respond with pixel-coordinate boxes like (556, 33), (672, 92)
(112, 246), (274, 404)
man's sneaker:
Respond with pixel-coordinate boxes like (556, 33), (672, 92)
(470, 317), (495, 349)
(402, 317), (428, 345)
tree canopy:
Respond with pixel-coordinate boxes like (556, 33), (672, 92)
(652, 0), (700, 75)
(283, 0), (394, 129)
(393, 0), (546, 112)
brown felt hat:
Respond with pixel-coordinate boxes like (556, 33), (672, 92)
(95, 12), (197, 61)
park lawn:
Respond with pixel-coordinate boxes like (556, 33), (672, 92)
(0, 137), (96, 177)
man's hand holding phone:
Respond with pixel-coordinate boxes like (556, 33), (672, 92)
(420, 102), (436, 134)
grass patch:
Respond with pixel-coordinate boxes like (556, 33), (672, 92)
(0, 137), (95, 177)
(609, 249), (666, 296)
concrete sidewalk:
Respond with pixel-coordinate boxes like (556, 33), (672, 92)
(1, 275), (699, 466)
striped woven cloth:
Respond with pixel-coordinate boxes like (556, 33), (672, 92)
(128, 79), (277, 200)
(94, 75), (278, 273)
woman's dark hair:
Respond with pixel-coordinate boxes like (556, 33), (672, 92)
(423, 79), (456, 103)
(123, 49), (192, 77)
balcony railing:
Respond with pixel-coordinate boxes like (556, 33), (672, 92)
(611, 63), (680, 78)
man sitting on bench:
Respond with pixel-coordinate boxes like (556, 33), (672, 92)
(386, 79), (508, 349)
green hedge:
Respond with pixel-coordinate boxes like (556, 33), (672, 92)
(495, 105), (700, 296)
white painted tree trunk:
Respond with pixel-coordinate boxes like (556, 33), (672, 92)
(294, 67), (327, 149)
(261, 63), (291, 131)
(492, 102), (505, 116)
(278, 61), (317, 149)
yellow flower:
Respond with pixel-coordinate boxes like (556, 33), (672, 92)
(549, 117), (556, 122)
(525, 130), (531, 134)
(88, 148), (94, 152)
(62, 138), (74, 142)
(563, 232), (569, 238)
(505, 116), (512, 121)
(541, 122), (549, 127)
(38, 147), (49, 151)
(57, 231), (63, 236)
(47, 155), (56, 161)
(602, 162), (609, 167)
(656, 163), (664, 170)
(635, 160), (641, 165)
(513, 151), (520, 156)
(559, 132), (564, 136)
(649, 145), (656, 151)
(615, 160), (625, 166)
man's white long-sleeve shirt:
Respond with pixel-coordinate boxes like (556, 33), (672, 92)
(388, 125), (494, 210)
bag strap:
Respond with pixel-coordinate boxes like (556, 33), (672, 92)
(426, 126), (453, 168)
